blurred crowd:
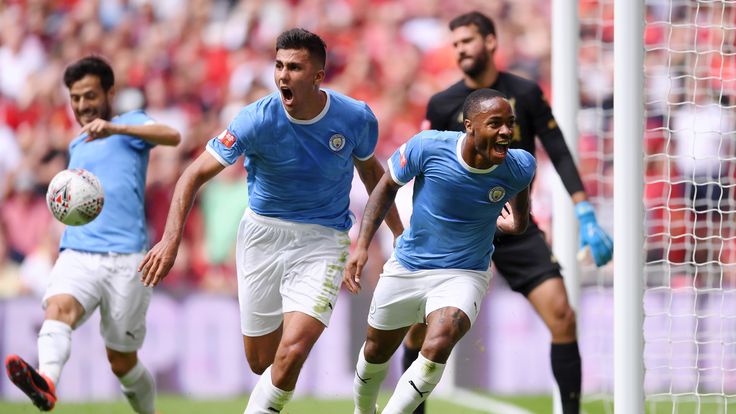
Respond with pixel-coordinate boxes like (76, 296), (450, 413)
(0, 0), (734, 299)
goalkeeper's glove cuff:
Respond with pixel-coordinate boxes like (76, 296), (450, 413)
(575, 200), (596, 223)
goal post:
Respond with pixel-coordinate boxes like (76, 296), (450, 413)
(613, 1), (645, 414)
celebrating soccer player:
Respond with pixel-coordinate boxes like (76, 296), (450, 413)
(402, 11), (614, 414)
(345, 88), (535, 414)
(4, 56), (181, 413)
(138, 28), (403, 413)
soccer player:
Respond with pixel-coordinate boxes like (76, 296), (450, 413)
(137, 28), (403, 414)
(4, 56), (181, 413)
(402, 11), (614, 414)
(346, 88), (535, 414)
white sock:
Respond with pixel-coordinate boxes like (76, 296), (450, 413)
(382, 353), (445, 414)
(37, 320), (72, 385)
(119, 361), (156, 414)
(353, 343), (390, 414)
(244, 366), (294, 414)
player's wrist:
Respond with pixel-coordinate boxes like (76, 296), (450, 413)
(575, 200), (596, 223)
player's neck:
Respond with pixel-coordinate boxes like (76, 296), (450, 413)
(463, 64), (499, 90)
(286, 89), (327, 120)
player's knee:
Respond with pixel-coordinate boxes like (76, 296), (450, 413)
(44, 302), (78, 327)
(404, 324), (426, 350)
(421, 335), (455, 363)
(363, 338), (392, 364)
(550, 304), (577, 341)
(106, 351), (137, 377)
(245, 353), (272, 375)
(274, 341), (312, 370)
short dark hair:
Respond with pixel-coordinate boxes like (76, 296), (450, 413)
(276, 28), (327, 68)
(449, 11), (496, 37)
(463, 88), (507, 120)
(63, 56), (115, 91)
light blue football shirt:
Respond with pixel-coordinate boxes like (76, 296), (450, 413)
(206, 89), (378, 231)
(388, 130), (536, 271)
(61, 110), (155, 253)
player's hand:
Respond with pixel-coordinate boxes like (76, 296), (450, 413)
(81, 119), (121, 141)
(575, 200), (613, 267)
(343, 247), (369, 294)
(496, 202), (516, 234)
(138, 236), (179, 287)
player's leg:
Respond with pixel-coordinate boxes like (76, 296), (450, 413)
(244, 312), (323, 414)
(354, 325), (410, 414)
(242, 324), (283, 375)
(100, 252), (155, 414)
(355, 255), (427, 414)
(383, 306), (472, 414)
(106, 349), (155, 414)
(4, 294), (81, 411)
(5, 250), (99, 411)
(400, 323), (427, 414)
(495, 226), (580, 414)
(527, 278), (580, 414)
(383, 269), (487, 414)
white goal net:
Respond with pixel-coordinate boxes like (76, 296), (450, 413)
(580, 0), (736, 412)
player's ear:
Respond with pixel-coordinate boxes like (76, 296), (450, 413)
(314, 69), (325, 86)
(464, 118), (472, 132)
(106, 85), (117, 101)
(485, 34), (497, 55)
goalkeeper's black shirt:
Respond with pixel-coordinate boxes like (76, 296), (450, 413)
(425, 71), (584, 196)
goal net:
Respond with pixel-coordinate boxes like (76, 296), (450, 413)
(580, 0), (736, 412)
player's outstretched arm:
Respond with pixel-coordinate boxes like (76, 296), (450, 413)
(82, 119), (181, 145)
(496, 186), (531, 235)
(354, 156), (404, 239)
(139, 151), (225, 287)
(343, 171), (401, 294)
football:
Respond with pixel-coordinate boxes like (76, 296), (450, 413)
(46, 169), (105, 226)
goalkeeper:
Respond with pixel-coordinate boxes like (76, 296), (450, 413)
(402, 11), (613, 414)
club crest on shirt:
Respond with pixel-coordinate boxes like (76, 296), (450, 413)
(217, 129), (236, 148)
(329, 134), (346, 151)
(489, 186), (506, 202)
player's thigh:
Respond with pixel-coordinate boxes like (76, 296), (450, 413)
(44, 249), (105, 328)
(280, 227), (351, 329)
(367, 257), (427, 332)
(275, 311), (327, 360)
(493, 224), (562, 296)
(99, 253), (152, 352)
(236, 212), (289, 337)
(423, 306), (472, 362)
(364, 325), (411, 364)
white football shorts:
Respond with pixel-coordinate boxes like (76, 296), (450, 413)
(43, 249), (151, 352)
(367, 255), (492, 331)
(236, 209), (351, 336)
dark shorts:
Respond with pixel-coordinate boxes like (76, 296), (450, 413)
(492, 220), (562, 296)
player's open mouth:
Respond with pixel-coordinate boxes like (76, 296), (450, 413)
(494, 141), (510, 155)
(280, 87), (294, 104)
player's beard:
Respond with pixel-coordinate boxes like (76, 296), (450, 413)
(77, 101), (112, 126)
(460, 52), (490, 79)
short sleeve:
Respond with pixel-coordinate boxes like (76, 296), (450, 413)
(515, 150), (537, 188)
(206, 106), (256, 166)
(387, 134), (423, 186)
(352, 103), (378, 161)
(125, 111), (156, 151)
